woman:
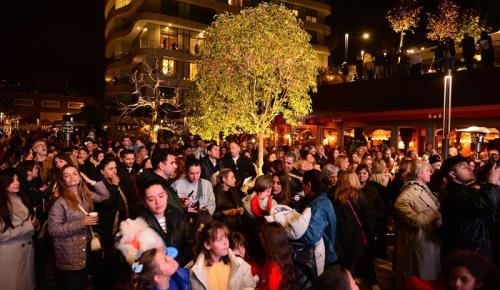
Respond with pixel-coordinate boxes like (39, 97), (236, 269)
(394, 161), (441, 288)
(47, 153), (77, 195)
(48, 164), (110, 290)
(271, 174), (291, 206)
(332, 171), (369, 270)
(356, 164), (387, 258)
(16, 160), (46, 217)
(0, 169), (37, 290)
(90, 150), (105, 167)
(299, 170), (337, 272)
(138, 180), (193, 266)
(335, 155), (350, 172)
(77, 148), (99, 180)
(213, 168), (244, 232)
(92, 158), (130, 290)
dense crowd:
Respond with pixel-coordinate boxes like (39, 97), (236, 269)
(0, 129), (499, 290)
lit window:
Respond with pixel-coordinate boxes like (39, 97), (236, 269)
(115, 0), (131, 9)
(291, 10), (299, 17)
(162, 59), (175, 76)
(68, 102), (85, 109)
(189, 63), (198, 80)
(306, 16), (317, 23)
(41, 100), (60, 108)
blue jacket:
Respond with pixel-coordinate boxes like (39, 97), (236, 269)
(299, 193), (338, 264)
(148, 268), (189, 290)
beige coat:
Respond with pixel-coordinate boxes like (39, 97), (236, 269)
(189, 249), (256, 290)
(394, 180), (441, 287)
(0, 193), (35, 290)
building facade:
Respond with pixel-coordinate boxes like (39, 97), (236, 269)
(104, 0), (331, 102)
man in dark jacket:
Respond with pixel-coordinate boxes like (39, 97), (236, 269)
(200, 143), (222, 180)
(137, 179), (194, 266)
(117, 149), (139, 216)
(440, 155), (500, 259)
(222, 141), (256, 187)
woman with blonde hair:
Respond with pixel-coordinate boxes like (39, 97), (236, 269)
(394, 160), (441, 289)
(213, 168), (244, 231)
(48, 164), (110, 290)
(335, 155), (350, 172)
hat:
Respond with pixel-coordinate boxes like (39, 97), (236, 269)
(440, 155), (467, 176)
(428, 154), (441, 165)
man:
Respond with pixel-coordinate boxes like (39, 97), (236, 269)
(117, 149), (140, 216)
(222, 141), (256, 186)
(283, 151), (303, 199)
(440, 155), (500, 259)
(32, 139), (52, 182)
(460, 33), (475, 71)
(138, 149), (183, 213)
(172, 158), (216, 214)
(193, 139), (207, 160)
(122, 136), (134, 151)
(489, 148), (499, 163)
(200, 143), (222, 180)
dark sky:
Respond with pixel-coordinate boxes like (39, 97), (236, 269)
(0, 0), (498, 97)
(0, 1), (104, 98)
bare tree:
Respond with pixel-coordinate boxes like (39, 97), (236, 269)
(119, 58), (183, 143)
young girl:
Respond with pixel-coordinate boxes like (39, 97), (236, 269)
(131, 248), (189, 290)
(259, 222), (297, 290)
(190, 221), (255, 290)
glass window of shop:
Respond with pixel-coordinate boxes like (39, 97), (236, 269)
(162, 59), (175, 76)
(161, 27), (178, 50)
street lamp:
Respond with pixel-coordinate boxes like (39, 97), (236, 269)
(442, 71), (453, 159)
(344, 33), (349, 62)
(362, 33), (370, 40)
(361, 50), (365, 61)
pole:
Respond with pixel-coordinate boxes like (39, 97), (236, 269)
(344, 33), (349, 62)
(442, 71), (452, 159)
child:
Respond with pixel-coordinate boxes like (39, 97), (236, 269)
(115, 218), (189, 290)
(189, 221), (256, 290)
(259, 222), (297, 290)
(243, 175), (277, 218)
(230, 231), (260, 284)
(131, 248), (189, 290)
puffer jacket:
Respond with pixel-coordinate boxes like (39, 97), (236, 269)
(48, 181), (110, 270)
(189, 249), (255, 290)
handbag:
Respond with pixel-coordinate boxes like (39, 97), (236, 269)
(347, 200), (368, 246)
(78, 205), (102, 251)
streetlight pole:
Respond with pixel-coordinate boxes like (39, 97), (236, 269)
(442, 70), (453, 159)
(344, 33), (349, 62)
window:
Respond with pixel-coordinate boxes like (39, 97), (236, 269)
(68, 102), (84, 109)
(162, 59), (175, 75)
(14, 98), (34, 106)
(41, 100), (60, 108)
(306, 15), (317, 23)
(115, 0), (131, 9)
(190, 63), (198, 80)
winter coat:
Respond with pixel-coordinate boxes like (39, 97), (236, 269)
(137, 170), (184, 214)
(200, 157), (223, 180)
(148, 268), (190, 290)
(299, 193), (338, 265)
(213, 184), (244, 231)
(394, 180), (441, 286)
(222, 155), (257, 185)
(440, 181), (499, 258)
(265, 204), (325, 275)
(48, 181), (110, 270)
(138, 207), (194, 266)
(189, 249), (256, 290)
(0, 193), (35, 290)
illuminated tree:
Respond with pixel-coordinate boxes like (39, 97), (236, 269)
(459, 8), (491, 41)
(186, 3), (317, 173)
(119, 59), (182, 143)
(426, 0), (461, 42)
(386, 0), (423, 51)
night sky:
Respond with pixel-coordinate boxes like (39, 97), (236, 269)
(0, 0), (498, 98)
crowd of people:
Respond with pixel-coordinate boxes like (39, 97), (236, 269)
(0, 129), (499, 290)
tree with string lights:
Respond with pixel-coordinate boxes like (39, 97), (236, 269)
(386, 0), (423, 52)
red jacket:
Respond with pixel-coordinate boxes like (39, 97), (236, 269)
(260, 260), (282, 290)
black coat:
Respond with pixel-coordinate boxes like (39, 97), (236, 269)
(200, 157), (222, 180)
(222, 154), (257, 185)
(136, 169), (184, 214)
(117, 164), (139, 216)
(212, 184), (244, 231)
(138, 207), (194, 266)
(440, 181), (499, 258)
(94, 180), (128, 255)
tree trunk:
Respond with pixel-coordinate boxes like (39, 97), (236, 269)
(257, 133), (264, 176)
(150, 111), (158, 143)
(398, 30), (405, 64)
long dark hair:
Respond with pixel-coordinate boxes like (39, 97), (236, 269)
(272, 173), (291, 206)
(302, 169), (328, 195)
(260, 222), (296, 290)
(0, 169), (31, 232)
